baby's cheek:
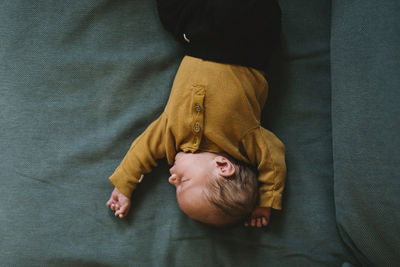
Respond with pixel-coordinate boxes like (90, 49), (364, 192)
(176, 186), (184, 195)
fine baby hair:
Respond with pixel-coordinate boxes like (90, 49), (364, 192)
(203, 159), (258, 225)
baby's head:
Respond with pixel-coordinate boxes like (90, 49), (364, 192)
(168, 152), (258, 226)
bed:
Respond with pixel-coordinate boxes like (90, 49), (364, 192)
(1, 0), (399, 266)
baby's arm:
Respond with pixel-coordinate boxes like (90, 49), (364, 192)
(107, 113), (168, 218)
(244, 207), (271, 228)
(109, 113), (168, 200)
(106, 187), (131, 218)
(241, 127), (286, 227)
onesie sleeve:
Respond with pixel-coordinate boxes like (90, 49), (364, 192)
(109, 113), (168, 198)
(240, 126), (286, 210)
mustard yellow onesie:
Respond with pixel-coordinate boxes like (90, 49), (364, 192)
(110, 56), (286, 210)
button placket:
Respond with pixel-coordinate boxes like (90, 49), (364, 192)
(193, 122), (201, 133)
(191, 86), (205, 148)
(193, 137), (199, 145)
(194, 104), (202, 113)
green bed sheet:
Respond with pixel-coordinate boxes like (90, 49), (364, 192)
(1, 0), (398, 266)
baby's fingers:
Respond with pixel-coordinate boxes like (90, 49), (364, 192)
(106, 198), (114, 207)
(256, 218), (262, 228)
(244, 217), (269, 228)
(255, 217), (268, 227)
(106, 193), (119, 208)
(106, 201), (117, 211)
(106, 200), (120, 212)
(115, 207), (127, 218)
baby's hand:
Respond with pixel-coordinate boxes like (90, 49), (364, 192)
(244, 207), (271, 228)
(106, 187), (131, 218)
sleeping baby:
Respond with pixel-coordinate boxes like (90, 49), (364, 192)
(107, 0), (285, 227)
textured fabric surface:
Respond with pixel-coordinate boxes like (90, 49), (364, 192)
(0, 0), (358, 266)
(331, 0), (400, 266)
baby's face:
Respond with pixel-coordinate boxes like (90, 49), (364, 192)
(168, 152), (223, 224)
(169, 152), (216, 192)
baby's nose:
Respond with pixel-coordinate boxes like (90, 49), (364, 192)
(168, 173), (178, 185)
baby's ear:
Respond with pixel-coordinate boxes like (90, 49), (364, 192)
(215, 156), (235, 178)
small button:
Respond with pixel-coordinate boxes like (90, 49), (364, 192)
(194, 104), (202, 113)
(193, 123), (201, 133)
